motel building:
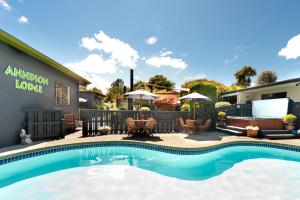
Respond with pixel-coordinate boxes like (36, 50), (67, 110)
(0, 29), (90, 147)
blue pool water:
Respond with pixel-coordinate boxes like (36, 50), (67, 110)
(1, 144), (300, 188)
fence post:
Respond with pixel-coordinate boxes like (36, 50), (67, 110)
(82, 116), (88, 137)
(61, 118), (65, 139)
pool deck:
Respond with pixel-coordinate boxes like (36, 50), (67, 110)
(1, 130), (300, 158)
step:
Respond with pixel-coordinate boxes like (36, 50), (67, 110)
(260, 130), (290, 135)
(225, 126), (247, 133)
(264, 133), (299, 140)
(216, 127), (246, 136)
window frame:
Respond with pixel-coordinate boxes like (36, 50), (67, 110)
(55, 81), (71, 106)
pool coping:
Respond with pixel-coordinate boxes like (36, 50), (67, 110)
(1, 140), (300, 166)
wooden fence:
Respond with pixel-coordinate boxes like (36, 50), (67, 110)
(26, 109), (65, 140)
(80, 110), (192, 136)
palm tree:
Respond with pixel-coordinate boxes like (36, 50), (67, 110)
(234, 66), (257, 87)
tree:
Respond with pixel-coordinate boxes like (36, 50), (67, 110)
(148, 75), (174, 91)
(89, 87), (103, 95)
(133, 81), (148, 90)
(105, 79), (126, 102)
(234, 66), (257, 87)
(256, 70), (277, 85)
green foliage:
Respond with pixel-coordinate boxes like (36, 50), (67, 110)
(217, 111), (226, 119)
(118, 103), (128, 110)
(234, 66), (257, 87)
(256, 70), (277, 85)
(215, 101), (231, 108)
(106, 78), (126, 102)
(139, 107), (150, 111)
(148, 75), (174, 90)
(227, 84), (244, 91)
(181, 104), (190, 112)
(133, 81), (149, 90)
(283, 114), (297, 123)
(182, 79), (230, 101)
(89, 87), (103, 95)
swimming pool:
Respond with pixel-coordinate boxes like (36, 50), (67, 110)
(1, 142), (300, 199)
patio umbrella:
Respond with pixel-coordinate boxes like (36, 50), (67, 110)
(178, 92), (211, 119)
(124, 89), (159, 109)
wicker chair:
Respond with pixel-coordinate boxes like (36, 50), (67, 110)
(145, 117), (157, 136)
(126, 117), (137, 136)
(199, 119), (212, 134)
(179, 118), (187, 134)
(185, 119), (196, 133)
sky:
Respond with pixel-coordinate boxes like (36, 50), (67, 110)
(1, 0), (300, 93)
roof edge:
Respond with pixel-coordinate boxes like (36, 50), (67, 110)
(221, 77), (300, 96)
(0, 29), (91, 85)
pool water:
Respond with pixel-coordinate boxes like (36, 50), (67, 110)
(1, 145), (300, 189)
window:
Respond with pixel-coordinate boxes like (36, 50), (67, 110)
(222, 95), (237, 104)
(55, 82), (70, 105)
(261, 92), (287, 100)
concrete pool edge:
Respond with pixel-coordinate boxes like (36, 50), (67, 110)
(1, 140), (300, 165)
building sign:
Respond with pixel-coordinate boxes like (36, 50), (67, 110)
(4, 65), (48, 93)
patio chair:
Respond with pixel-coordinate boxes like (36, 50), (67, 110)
(145, 117), (157, 136)
(198, 119), (212, 134)
(126, 117), (137, 136)
(185, 119), (197, 134)
(179, 118), (187, 134)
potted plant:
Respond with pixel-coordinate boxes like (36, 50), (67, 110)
(217, 111), (227, 127)
(98, 126), (111, 135)
(246, 126), (259, 137)
(283, 114), (297, 130)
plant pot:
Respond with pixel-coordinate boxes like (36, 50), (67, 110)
(285, 122), (296, 131)
(247, 129), (259, 137)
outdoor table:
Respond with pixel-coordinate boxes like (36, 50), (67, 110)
(187, 119), (202, 131)
(133, 119), (149, 134)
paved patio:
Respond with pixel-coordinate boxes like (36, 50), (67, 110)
(1, 129), (300, 158)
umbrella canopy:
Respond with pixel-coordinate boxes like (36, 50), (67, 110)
(179, 92), (210, 119)
(124, 89), (159, 100)
(178, 92), (210, 100)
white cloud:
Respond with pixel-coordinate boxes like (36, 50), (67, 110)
(80, 31), (139, 68)
(224, 54), (239, 65)
(160, 51), (172, 57)
(145, 51), (187, 70)
(65, 54), (117, 74)
(18, 16), (29, 24)
(0, 0), (10, 11)
(86, 75), (110, 93)
(145, 36), (157, 45)
(134, 75), (140, 81)
(278, 34), (300, 59)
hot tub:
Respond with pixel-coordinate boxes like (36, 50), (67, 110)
(226, 116), (284, 130)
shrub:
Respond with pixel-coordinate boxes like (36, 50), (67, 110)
(139, 107), (150, 111)
(217, 111), (226, 119)
(215, 101), (231, 108)
(181, 104), (190, 112)
(283, 114), (297, 123)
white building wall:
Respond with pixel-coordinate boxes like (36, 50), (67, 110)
(237, 85), (300, 104)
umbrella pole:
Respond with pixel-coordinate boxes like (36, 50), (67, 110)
(193, 99), (196, 120)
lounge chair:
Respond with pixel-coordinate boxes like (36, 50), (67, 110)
(185, 119), (197, 133)
(126, 117), (137, 136)
(179, 118), (187, 134)
(145, 117), (157, 136)
(64, 113), (77, 132)
(198, 119), (212, 134)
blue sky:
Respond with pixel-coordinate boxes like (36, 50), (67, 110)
(1, 0), (300, 92)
